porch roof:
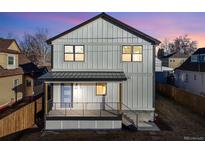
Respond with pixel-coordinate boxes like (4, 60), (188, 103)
(39, 71), (127, 82)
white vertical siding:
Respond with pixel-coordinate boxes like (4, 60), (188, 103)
(53, 83), (119, 110)
(52, 17), (154, 111)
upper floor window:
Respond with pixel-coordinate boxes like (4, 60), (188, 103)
(191, 55), (198, 63)
(200, 55), (205, 63)
(8, 55), (14, 65)
(64, 45), (84, 62)
(122, 45), (143, 62)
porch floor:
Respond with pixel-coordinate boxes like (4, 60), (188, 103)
(47, 109), (119, 117)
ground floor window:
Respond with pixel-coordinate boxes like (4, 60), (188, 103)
(26, 80), (32, 87)
(96, 83), (107, 96)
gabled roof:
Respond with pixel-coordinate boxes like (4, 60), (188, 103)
(18, 54), (39, 74)
(193, 47), (205, 55)
(169, 51), (190, 58)
(0, 53), (48, 78)
(47, 13), (161, 45)
(161, 52), (177, 59)
(176, 48), (205, 72)
(0, 38), (21, 54)
(18, 54), (48, 78)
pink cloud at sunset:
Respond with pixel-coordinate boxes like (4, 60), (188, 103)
(0, 12), (205, 48)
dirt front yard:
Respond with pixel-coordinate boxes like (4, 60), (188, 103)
(2, 94), (205, 141)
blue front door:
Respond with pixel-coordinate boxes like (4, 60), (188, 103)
(61, 84), (73, 108)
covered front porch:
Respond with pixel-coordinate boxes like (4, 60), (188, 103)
(40, 71), (127, 119)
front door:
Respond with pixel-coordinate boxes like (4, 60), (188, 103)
(61, 84), (73, 108)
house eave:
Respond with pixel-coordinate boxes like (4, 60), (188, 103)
(46, 13), (161, 45)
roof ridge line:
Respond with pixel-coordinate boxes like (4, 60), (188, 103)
(47, 13), (160, 45)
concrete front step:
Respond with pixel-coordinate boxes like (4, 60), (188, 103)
(137, 121), (160, 131)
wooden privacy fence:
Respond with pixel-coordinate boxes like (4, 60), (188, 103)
(157, 83), (205, 118)
(0, 95), (43, 138)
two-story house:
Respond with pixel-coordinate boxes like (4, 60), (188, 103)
(0, 38), (23, 109)
(168, 52), (189, 69)
(160, 51), (189, 69)
(0, 38), (47, 110)
(175, 48), (205, 96)
(40, 13), (160, 130)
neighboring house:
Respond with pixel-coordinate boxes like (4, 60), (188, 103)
(160, 51), (189, 69)
(0, 38), (47, 110)
(168, 52), (190, 69)
(175, 48), (205, 96)
(0, 38), (23, 109)
(39, 13), (160, 130)
(160, 52), (176, 67)
(155, 57), (173, 83)
(18, 53), (48, 97)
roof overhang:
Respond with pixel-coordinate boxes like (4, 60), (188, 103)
(39, 71), (127, 82)
(47, 13), (161, 45)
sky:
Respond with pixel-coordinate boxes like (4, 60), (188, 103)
(0, 12), (205, 47)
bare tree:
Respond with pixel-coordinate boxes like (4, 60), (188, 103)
(20, 28), (51, 66)
(160, 35), (197, 55)
(157, 48), (165, 59)
(160, 38), (170, 54)
(172, 35), (197, 55)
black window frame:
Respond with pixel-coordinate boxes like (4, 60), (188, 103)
(64, 45), (85, 62)
(122, 45), (143, 62)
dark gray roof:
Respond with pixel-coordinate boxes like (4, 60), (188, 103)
(39, 71), (127, 81)
(161, 52), (177, 59)
(193, 47), (205, 55)
(176, 48), (205, 72)
(47, 13), (160, 45)
(169, 51), (190, 58)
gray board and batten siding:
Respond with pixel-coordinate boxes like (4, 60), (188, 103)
(48, 13), (160, 116)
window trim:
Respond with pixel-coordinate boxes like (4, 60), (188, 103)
(8, 55), (15, 66)
(122, 45), (143, 62)
(96, 83), (107, 96)
(64, 45), (85, 62)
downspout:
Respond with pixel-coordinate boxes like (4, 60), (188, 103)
(152, 45), (156, 121)
(51, 45), (53, 69)
(153, 45), (156, 109)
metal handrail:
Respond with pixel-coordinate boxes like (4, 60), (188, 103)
(121, 103), (138, 127)
(47, 101), (120, 117)
(104, 102), (119, 116)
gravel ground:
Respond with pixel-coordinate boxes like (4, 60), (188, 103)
(2, 94), (205, 141)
